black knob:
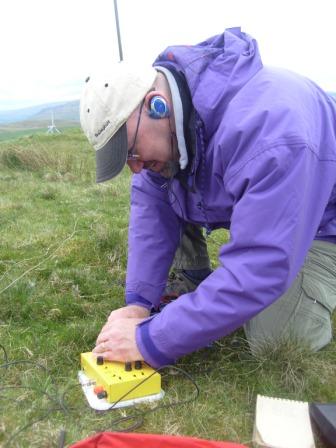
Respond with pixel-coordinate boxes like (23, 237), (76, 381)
(96, 356), (104, 365)
(135, 360), (142, 370)
(97, 391), (108, 399)
(125, 362), (132, 371)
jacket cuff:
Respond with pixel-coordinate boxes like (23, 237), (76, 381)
(125, 292), (153, 310)
(136, 318), (175, 368)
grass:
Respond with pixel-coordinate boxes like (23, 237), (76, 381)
(0, 129), (335, 447)
(0, 127), (47, 142)
(0, 124), (79, 143)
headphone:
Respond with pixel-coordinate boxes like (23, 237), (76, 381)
(149, 95), (170, 119)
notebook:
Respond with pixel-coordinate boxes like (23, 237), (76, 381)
(253, 395), (315, 448)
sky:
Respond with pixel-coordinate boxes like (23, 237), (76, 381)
(1, 0), (335, 110)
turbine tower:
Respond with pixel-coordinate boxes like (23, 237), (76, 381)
(47, 111), (61, 134)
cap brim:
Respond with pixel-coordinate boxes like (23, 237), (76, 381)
(95, 124), (128, 183)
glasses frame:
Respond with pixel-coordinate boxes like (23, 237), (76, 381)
(127, 99), (145, 161)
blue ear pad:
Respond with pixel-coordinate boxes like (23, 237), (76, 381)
(149, 96), (170, 119)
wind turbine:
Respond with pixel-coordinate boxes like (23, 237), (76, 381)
(47, 111), (61, 134)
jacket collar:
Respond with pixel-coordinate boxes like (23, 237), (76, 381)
(155, 65), (198, 191)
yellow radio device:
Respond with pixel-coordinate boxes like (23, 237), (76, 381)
(79, 352), (164, 410)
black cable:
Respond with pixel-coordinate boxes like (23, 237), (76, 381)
(6, 408), (60, 447)
(0, 343), (8, 365)
(0, 359), (49, 372)
(167, 180), (186, 219)
(0, 348), (200, 446)
(0, 385), (59, 407)
(113, 364), (199, 411)
(58, 363), (200, 434)
(107, 414), (145, 433)
(0, 355), (68, 446)
(93, 364), (200, 433)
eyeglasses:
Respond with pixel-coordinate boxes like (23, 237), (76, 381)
(127, 99), (145, 161)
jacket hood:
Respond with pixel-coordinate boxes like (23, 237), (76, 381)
(153, 27), (263, 139)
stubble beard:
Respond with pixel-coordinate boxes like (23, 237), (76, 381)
(158, 160), (180, 178)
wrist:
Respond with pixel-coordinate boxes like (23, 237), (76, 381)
(126, 292), (153, 310)
(127, 304), (150, 318)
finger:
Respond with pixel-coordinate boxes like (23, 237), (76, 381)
(92, 343), (126, 362)
(91, 349), (121, 362)
(92, 341), (108, 353)
(96, 328), (115, 345)
(101, 316), (128, 335)
(96, 350), (123, 363)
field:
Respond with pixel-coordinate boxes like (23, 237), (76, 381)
(0, 127), (48, 143)
(0, 129), (335, 447)
(0, 120), (79, 143)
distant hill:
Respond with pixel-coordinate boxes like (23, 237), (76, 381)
(0, 100), (80, 125)
(0, 104), (49, 124)
(31, 100), (80, 122)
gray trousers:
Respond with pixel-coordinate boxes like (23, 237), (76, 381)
(173, 224), (336, 352)
(173, 224), (211, 270)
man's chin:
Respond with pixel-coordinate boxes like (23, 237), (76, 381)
(158, 161), (180, 178)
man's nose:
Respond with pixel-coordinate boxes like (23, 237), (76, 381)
(127, 159), (144, 174)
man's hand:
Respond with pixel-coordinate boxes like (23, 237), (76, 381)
(92, 305), (150, 362)
(93, 317), (146, 362)
(106, 305), (150, 324)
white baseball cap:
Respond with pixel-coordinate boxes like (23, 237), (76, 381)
(80, 62), (157, 182)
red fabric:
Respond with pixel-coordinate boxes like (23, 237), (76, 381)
(70, 432), (248, 448)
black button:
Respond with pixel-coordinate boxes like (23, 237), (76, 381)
(135, 360), (142, 370)
(97, 391), (108, 399)
(125, 362), (132, 371)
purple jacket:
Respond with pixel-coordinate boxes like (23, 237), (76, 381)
(125, 28), (336, 367)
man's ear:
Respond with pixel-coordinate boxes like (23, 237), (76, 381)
(144, 90), (161, 109)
